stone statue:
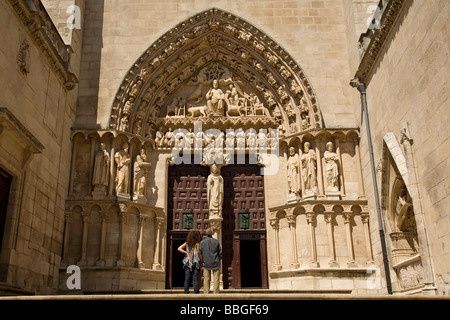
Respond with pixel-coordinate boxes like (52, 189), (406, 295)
(155, 127), (164, 148)
(323, 142), (340, 192)
(206, 79), (225, 116)
(207, 163), (224, 217)
(115, 143), (131, 196)
(287, 146), (300, 196)
(133, 148), (151, 201)
(301, 142), (317, 196)
(164, 128), (174, 148)
(92, 143), (110, 196)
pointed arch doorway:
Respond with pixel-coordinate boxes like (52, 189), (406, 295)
(165, 154), (268, 290)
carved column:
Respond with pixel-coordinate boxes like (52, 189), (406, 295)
(353, 136), (366, 199)
(361, 212), (375, 266)
(286, 211), (300, 269)
(153, 216), (164, 270)
(335, 138), (345, 198)
(108, 144), (116, 197)
(297, 147), (305, 199)
(270, 217), (282, 271)
(324, 211), (339, 268)
(87, 135), (97, 198)
(343, 211), (357, 267)
(68, 138), (78, 197)
(136, 213), (147, 269)
(209, 217), (223, 246)
(315, 139), (325, 198)
(96, 209), (109, 267)
(128, 143), (135, 199)
(116, 204), (128, 267)
(306, 212), (320, 268)
(78, 207), (90, 266)
(61, 210), (73, 267)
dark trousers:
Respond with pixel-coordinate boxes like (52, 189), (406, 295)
(184, 264), (200, 294)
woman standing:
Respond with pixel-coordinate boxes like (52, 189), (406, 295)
(177, 230), (201, 294)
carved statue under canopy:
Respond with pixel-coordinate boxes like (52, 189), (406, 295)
(301, 141), (317, 197)
(133, 148), (151, 202)
(323, 141), (340, 192)
(287, 146), (300, 196)
(115, 143), (131, 196)
(92, 143), (110, 197)
(206, 162), (224, 217)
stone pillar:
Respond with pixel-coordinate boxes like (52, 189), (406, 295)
(286, 212), (300, 269)
(298, 147), (305, 199)
(96, 209), (109, 267)
(116, 204), (128, 267)
(61, 211), (73, 267)
(136, 214), (147, 269)
(353, 136), (366, 199)
(343, 211), (357, 267)
(152, 216), (164, 270)
(315, 139), (325, 198)
(78, 208), (90, 266)
(86, 135), (96, 199)
(68, 138), (78, 197)
(335, 138), (345, 199)
(108, 145), (116, 197)
(324, 211), (339, 268)
(306, 212), (320, 268)
(270, 217), (282, 271)
(361, 212), (375, 266)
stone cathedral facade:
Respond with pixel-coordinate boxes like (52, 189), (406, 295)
(0, 0), (448, 296)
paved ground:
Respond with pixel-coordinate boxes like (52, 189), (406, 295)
(0, 289), (448, 300)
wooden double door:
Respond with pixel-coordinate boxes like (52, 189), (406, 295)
(166, 157), (268, 289)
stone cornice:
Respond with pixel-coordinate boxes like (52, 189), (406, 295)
(354, 0), (409, 84)
(0, 107), (44, 153)
(6, 0), (78, 90)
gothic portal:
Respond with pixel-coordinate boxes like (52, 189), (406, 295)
(60, 8), (375, 293)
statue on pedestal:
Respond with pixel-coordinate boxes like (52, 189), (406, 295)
(92, 143), (110, 198)
(133, 148), (151, 202)
(115, 143), (131, 197)
(207, 163), (224, 218)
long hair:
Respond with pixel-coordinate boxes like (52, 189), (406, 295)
(186, 230), (201, 248)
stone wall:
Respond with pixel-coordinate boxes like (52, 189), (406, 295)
(74, 0), (358, 130)
(355, 0), (449, 295)
(0, 0), (82, 294)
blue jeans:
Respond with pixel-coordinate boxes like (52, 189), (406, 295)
(184, 263), (200, 294)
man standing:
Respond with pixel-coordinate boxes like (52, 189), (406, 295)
(199, 228), (222, 294)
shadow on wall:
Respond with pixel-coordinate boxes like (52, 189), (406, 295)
(75, 0), (104, 130)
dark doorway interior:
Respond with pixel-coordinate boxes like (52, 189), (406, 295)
(171, 238), (187, 288)
(0, 168), (12, 252)
(240, 240), (262, 288)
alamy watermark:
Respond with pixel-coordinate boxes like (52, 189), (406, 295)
(66, 265), (81, 290)
(366, 5), (382, 30)
(66, 5), (81, 30)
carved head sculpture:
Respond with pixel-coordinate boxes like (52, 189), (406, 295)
(289, 146), (296, 156)
(326, 142), (334, 152)
(211, 163), (220, 175)
(304, 141), (311, 152)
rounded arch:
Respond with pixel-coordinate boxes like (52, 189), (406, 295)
(109, 8), (323, 138)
